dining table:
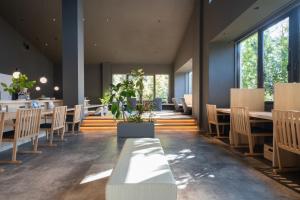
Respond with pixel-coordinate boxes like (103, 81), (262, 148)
(2, 108), (75, 121)
(216, 108), (300, 169)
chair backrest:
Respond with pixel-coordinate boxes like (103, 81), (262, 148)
(73, 105), (82, 123)
(52, 106), (67, 131)
(0, 112), (4, 143)
(273, 110), (300, 154)
(180, 98), (189, 113)
(230, 107), (251, 136)
(172, 98), (180, 111)
(184, 94), (192, 105)
(14, 109), (42, 140)
(206, 104), (218, 124)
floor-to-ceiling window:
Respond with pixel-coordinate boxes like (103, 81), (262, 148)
(236, 6), (299, 101)
(155, 74), (169, 102)
(239, 33), (258, 89)
(112, 74), (127, 85)
(112, 73), (170, 102)
(263, 18), (289, 101)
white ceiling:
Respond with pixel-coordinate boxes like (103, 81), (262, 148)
(0, 0), (195, 65)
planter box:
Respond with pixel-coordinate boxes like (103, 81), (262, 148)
(117, 122), (155, 138)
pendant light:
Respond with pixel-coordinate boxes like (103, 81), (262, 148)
(12, 68), (21, 79)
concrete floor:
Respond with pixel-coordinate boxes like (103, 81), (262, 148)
(0, 132), (299, 200)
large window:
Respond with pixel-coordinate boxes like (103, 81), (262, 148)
(112, 74), (127, 85)
(143, 75), (154, 100)
(112, 73), (170, 102)
(239, 33), (258, 89)
(263, 18), (289, 101)
(237, 13), (294, 101)
(155, 75), (169, 102)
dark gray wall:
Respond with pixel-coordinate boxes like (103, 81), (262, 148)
(173, 3), (200, 119)
(200, 0), (257, 130)
(84, 64), (102, 104)
(0, 16), (54, 99)
(174, 72), (186, 98)
(208, 42), (235, 107)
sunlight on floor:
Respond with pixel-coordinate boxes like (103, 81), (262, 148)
(80, 169), (113, 184)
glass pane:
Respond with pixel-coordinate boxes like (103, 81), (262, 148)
(143, 75), (154, 100)
(239, 33), (258, 89)
(263, 18), (289, 101)
(112, 74), (127, 85)
(155, 74), (169, 102)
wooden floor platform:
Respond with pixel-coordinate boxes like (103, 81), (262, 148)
(80, 111), (199, 133)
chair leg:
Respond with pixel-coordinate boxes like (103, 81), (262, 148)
(216, 125), (221, 138)
(277, 145), (283, 171)
(247, 135), (254, 155)
(0, 140), (22, 164)
(61, 128), (65, 141)
(72, 123), (75, 134)
(208, 124), (212, 135)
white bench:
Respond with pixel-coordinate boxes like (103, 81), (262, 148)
(106, 138), (177, 200)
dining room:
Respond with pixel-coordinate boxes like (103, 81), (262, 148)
(0, 0), (300, 200)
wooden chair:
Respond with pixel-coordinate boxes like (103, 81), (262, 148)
(66, 105), (82, 134)
(206, 104), (230, 138)
(40, 106), (67, 146)
(0, 109), (42, 164)
(230, 107), (272, 156)
(273, 110), (300, 172)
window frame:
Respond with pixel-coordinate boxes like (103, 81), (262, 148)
(111, 73), (170, 102)
(235, 4), (300, 102)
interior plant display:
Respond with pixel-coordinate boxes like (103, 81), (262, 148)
(0, 73), (36, 100)
(108, 68), (152, 122)
(107, 68), (155, 138)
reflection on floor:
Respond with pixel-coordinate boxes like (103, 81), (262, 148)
(0, 131), (299, 200)
(80, 111), (199, 132)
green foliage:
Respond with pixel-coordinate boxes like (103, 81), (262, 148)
(107, 68), (144, 122)
(0, 73), (36, 95)
(100, 90), (111, 105)
(240, 18), (289, 101)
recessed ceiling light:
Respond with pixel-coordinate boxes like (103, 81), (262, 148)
(209, 0), (213, 4)
(44, 42), (48, 46)
(93, 43), (97, 47)
(82, 18), (86, 22)
(106, 17), (111, 23)
(52, 18), (56, 22)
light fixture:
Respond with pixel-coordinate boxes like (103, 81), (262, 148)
(12, 68), (21, 79)
(35, 86), (41, 91)
(40, 76), (48, 84)
(54, 86), (60, 91)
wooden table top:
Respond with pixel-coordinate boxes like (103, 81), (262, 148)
(3, 108), (74, 121)
(217, 108), (272, 120)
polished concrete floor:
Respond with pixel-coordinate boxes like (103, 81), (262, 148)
(0, 131), (299, 200)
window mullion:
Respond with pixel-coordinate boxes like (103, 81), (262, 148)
(257, 30), (264, 88)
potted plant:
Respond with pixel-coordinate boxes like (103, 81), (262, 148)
(100, 90), (111, 116)
(108, 68), (155, 138)
(0, 73), (36, 100)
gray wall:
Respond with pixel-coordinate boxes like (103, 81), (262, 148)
(208, 42), (235, 107)
(174, 72), (186, 98)
(173, 3), (200, 119)
(200, 0), (257, 129)
(0, 16), (54, 99)
(84, 64), (102, 104)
